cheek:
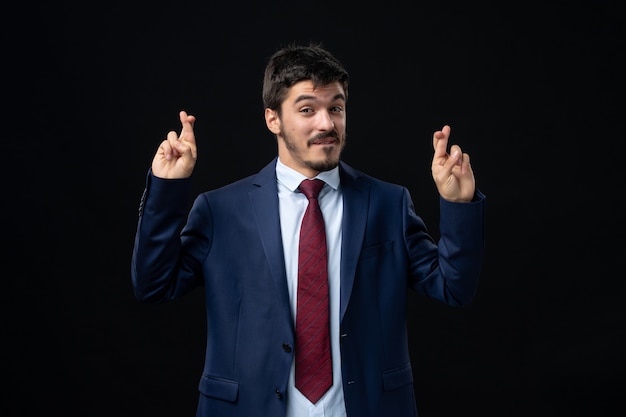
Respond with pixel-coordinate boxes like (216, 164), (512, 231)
(333, 118), (346, 131)
(286, 122), (310, 138)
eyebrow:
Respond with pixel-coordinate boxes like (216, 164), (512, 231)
(293, 93), (346, 104)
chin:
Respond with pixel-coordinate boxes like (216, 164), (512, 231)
(308, 158), (340, 173)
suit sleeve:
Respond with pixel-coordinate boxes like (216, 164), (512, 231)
(407, 189), (486, 306)
(130, 170), (205, 303)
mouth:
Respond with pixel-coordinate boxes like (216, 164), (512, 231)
(311, 137), (337, 146)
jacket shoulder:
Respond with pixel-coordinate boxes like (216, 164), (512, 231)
(339, 161), (407, 194)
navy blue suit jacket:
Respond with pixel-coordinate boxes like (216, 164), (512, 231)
(131, 157), (486, 417)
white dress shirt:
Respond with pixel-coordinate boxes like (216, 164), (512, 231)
(276, 158), (347, 417)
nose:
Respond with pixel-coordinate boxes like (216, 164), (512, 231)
(318, 111), (335, 130)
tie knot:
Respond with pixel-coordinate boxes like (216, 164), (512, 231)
(299, 179), (325, 199)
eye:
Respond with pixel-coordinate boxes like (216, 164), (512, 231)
(300, 107), (313, 114)
(330, 106), (343, 113)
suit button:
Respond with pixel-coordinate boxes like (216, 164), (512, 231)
(282, 343), (292, 352)
(275, 389), (283, 399)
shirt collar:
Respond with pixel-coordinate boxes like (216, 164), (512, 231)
(276, 157), (340, 192)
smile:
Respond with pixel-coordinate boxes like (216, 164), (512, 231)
(311, 137), (337, 145)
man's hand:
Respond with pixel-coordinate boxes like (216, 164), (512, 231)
(152, 110), (197, 179)
(431, 125), (475, 202)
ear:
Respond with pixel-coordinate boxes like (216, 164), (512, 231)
(265, 108), (281, 134)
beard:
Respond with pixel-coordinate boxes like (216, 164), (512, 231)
(280, 128), (346, 172)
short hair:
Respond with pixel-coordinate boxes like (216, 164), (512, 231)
(262, 42), (349, 113)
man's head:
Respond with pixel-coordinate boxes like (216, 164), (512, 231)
(263, 43), (350, 178)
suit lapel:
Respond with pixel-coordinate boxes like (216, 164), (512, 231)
(248, 159), (370, 325)
(338, 162), (369, 321)
(249, 159), (293, 324)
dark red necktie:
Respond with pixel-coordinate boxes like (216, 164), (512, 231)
(295, 179), (332, 403)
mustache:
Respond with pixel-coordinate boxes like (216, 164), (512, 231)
(308, 131), (339, 144)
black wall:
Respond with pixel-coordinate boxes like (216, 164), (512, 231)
(4, 1), (624, 416)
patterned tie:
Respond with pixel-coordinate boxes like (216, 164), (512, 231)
(295, 179), (332, 403)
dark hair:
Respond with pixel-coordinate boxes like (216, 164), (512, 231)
(262, 42), (349, 113)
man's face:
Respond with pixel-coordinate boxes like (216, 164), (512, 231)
(265, 80), (347, 178)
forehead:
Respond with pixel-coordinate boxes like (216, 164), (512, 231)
(285, 80), (346, 104)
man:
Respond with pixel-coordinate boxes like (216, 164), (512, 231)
(131, 42), (486, 417)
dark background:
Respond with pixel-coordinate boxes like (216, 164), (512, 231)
(4, 1), (625, 416)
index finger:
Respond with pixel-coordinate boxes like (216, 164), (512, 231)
(179, 110), (196, 140)
(433, 125), (451, 158)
